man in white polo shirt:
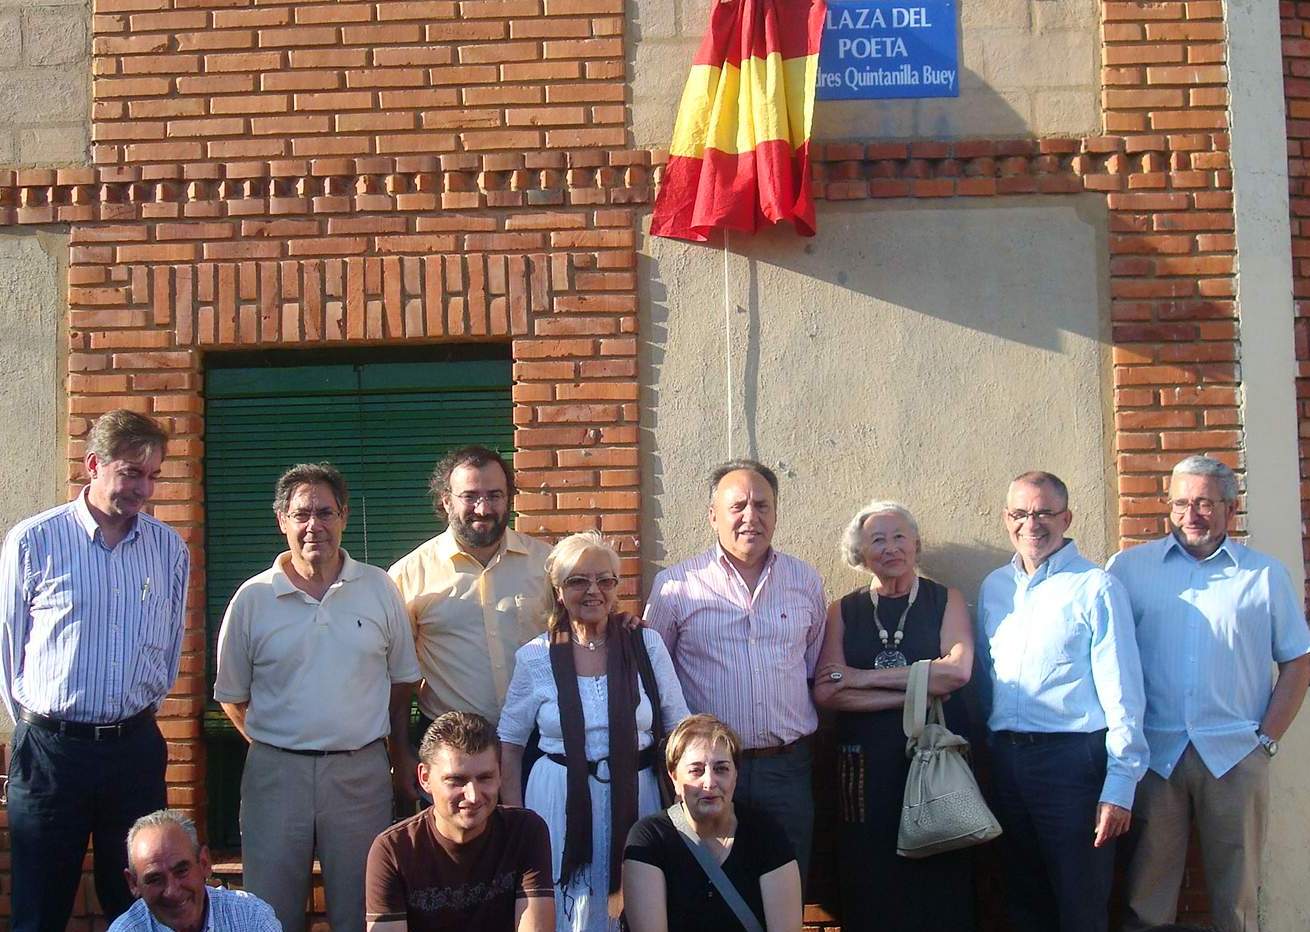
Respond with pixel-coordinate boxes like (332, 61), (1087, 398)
(215, 463), (420, 932)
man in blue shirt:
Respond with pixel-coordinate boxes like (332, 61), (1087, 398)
(977, 470), (1147, 932)
(1, 410), (190, 931)
(1108, 455), (1310, 932)
(110, 809), (281, 932)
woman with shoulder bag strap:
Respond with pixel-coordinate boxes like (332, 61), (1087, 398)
(812, 501), (981, 932)
(621, 715), (801, 932)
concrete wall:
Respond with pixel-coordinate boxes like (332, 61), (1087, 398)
(0, 231), (65, 539)
(1227, 1), (1310, 928)
(628, 0), (1100, 148)
(0, 229), (67, 737)
(640, 195), (1114, 604)
(0, 0), (88, 166)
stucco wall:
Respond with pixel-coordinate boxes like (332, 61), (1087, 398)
(628, 0), (1100, 148)
(1227, 1), (1310, 927)
(639, 196), (1114, 603)
(0, 229), (66, 736)
(0, 0), (88, 165)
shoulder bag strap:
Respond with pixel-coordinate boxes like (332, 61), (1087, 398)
(666, 803), (765, 932)
(902, 659), (933, 741)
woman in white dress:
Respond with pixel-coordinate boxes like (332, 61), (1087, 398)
(500, 531), (689, 932)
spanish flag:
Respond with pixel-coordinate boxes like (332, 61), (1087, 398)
(650, 0), (826, 242)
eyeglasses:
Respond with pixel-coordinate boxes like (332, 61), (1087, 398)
(1005, 509), (1068, 523)
(1168, 498), (1218, 516)
(453, 492), (507, 507)
(562, 574), (620, 593)
(285, 508), (341, 524)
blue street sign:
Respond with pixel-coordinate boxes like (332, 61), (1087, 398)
(817, 0), (959, 100)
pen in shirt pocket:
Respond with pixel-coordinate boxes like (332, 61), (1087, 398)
(141, 577), (151, 603)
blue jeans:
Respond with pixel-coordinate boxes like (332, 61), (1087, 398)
(8, 718), (168, 932)
(988, 729), (1114, 932)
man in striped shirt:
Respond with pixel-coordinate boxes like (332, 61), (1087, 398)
(0, 410), (190, 931)
(643, 459), (827, 884)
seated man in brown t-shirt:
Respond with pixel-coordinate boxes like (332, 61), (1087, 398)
(366, 711), (553, 932)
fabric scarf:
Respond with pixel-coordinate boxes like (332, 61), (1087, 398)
(549, 618), (642, 905)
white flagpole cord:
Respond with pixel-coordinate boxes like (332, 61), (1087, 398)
(724, 227), (733, 460)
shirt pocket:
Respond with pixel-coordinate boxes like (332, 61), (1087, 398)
(1032, 621), (1089, 686)
(758, 599), (811, 661)
(514, 590), (552, 640)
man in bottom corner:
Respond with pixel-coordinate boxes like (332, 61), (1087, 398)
(109, 809), (281, 932)
(366, 711), (554, 932)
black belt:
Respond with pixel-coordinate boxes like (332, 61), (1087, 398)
(741, 735), (809, 759)
(18, 706), (155, 742)
(546, 745), (661, 782)
(266, 738), (382, 757)
(993, 729), (1104, 745)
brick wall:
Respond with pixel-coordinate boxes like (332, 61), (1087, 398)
(0, 0), (1262, 927)
(90, 0), (626, 165)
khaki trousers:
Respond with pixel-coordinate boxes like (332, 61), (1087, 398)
(240, 740), (393, 932)
(1124, 744), (1269, 932)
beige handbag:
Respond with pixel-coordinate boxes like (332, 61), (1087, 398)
(897, 659), (1001, 858)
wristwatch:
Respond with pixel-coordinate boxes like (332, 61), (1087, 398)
(1257, 731), (1279, 757)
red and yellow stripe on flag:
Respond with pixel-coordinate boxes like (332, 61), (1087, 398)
(650, 0), (826, 242)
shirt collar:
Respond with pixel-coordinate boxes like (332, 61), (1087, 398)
(1010, 538), (1080, 582)
(1161, 530), (1238, 566)
(146, 887), (214, 932)
(71, 486), (142, 545)
(270, 548), (361, 597)
(435, 526), (526, 561)
(714, 542), (777, 576)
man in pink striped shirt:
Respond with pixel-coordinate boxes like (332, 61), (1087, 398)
(643, 459), (827, 884)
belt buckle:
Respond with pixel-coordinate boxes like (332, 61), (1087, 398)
(94, 723), (121, 741)
(594, 758), (611, 784)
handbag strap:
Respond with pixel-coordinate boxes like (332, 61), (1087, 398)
(666, 803), (765, 932)
(902, 659), (933, 741)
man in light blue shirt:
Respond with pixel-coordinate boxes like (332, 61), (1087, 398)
(110, 809), (281, 932)
(1108, 455), (1310, 932)
(977, 470), (1147, 932)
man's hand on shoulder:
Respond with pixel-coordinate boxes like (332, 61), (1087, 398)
(611, 611), (643, 632)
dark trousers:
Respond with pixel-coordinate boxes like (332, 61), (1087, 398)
(988, 729), (1114, 932)
(8, 718), (167, 932)
(736, 737), (814, 889)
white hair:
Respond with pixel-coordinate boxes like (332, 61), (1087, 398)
(126, 809), (200, 873)
(840, 500), (921, 569)
(544, 529), (621, 586)
(1171, 455), (1238, 503)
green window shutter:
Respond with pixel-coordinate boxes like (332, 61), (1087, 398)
(203, 354), (512, 848)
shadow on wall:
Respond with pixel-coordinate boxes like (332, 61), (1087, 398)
(637, 195), (1114, 592)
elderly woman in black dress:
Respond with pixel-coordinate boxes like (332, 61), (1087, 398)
(813, 500), (976, 932)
